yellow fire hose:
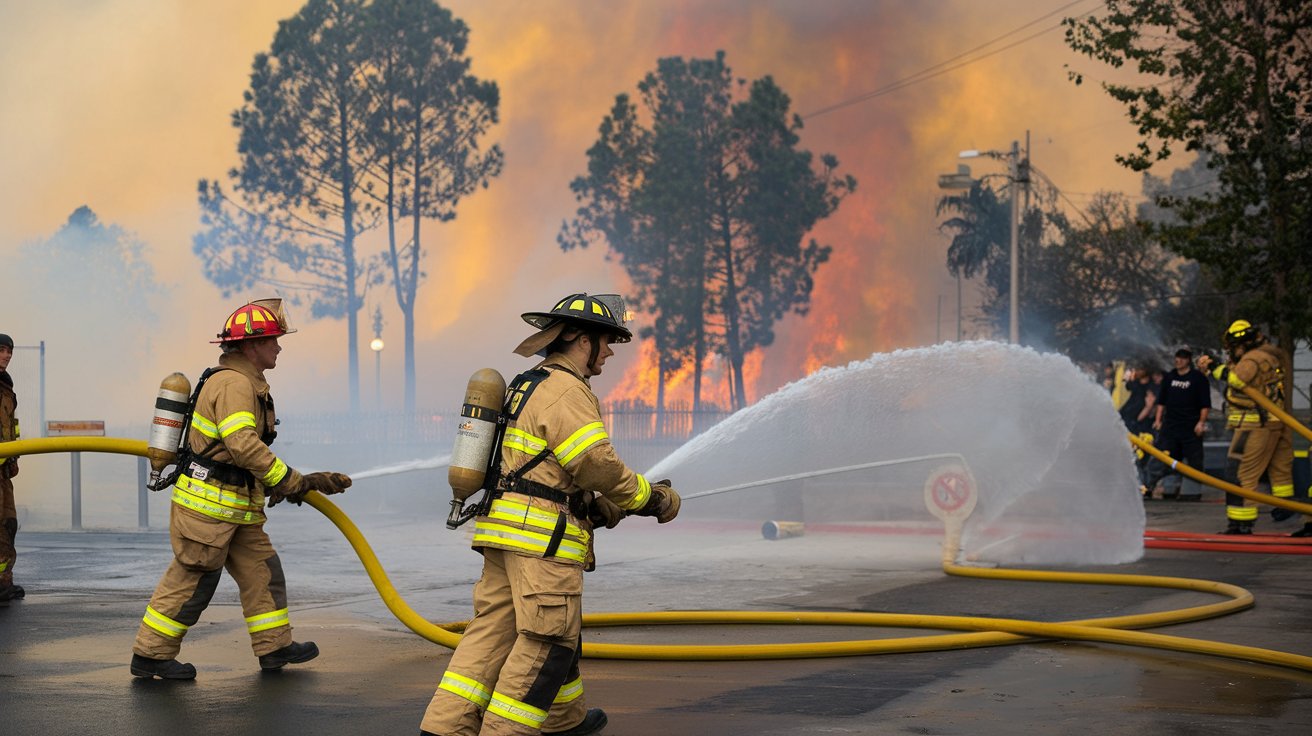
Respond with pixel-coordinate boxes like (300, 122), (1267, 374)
(1127, 387), (1312, 516)
(3, 436), (1312, 673)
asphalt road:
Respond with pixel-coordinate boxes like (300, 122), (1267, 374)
(3, 496), (1312, 736)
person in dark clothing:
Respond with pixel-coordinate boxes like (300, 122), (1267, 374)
(1120, 364), (1158, 496)
(1144, 348), (1212, 501)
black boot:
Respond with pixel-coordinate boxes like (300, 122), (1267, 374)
(1271, 506), (1295, 522)
(1221, 520), (1254, 535)
(1291, 523), (1312, 538)
(130, 654), (197, 680)
(544, 708), (608, 735)
(0, 583), (23, 601)
(258, 641), (319, 670)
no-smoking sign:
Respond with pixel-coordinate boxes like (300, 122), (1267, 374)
(923, 463), (977, 522)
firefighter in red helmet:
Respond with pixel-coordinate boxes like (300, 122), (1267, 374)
(419, 293), (681, 736)
(130, 299), (353, 679)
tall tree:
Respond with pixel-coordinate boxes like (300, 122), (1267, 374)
(195, 0), (380, 413)
(1025, 193), (1183, 363)
(562, 52), (854, 411)
(1065, 0), (1312, 356)
(362, 0), (503, 413)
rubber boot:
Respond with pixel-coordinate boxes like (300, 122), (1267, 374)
(1290, 523), (1312, 538)
(1221, 520), (1254, 535)
(130, 654), (197, 680)
(1271, 506), (1295, 522)
(0, 583), (23, 601)
(544, 708), (608, 735)
(258, 640), (319, 670)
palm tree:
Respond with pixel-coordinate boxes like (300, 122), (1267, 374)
(936, 181), (1009, 279)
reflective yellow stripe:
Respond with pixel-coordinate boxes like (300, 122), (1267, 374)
(504, 427), (547, 455)
(1226, 411), (1272, 426)
(263, 458), (288, 487)
(218, 411), (257, 438)
(438, 671), (492, 708)
(621, 474), (651, 511)
(1273, 484), (1295, 498)
(1227, 506), (1259, 521)
(554, 677), (583, 704)
(487, 498), (586, 538)
(172, 475), (263, 524)
(1225, 371), (1246, 389)
(0, 561), (8, 573)
(191, 413), (219, 439)
(487, 691), (547, 728)
(175, 474), (259, 508)
(554, 421), (607, 466)
(472, 522), (587, 563)
(143, 605), (189, 639)
(245, 607), (289, 633)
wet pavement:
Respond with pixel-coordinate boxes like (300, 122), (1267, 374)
(3, 495), (1312, 735)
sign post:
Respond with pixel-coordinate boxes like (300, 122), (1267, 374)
(47, 421), (106, 530)
(923, 463), (978, 566)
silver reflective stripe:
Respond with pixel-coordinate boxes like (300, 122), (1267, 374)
(438, 671), (492, 708)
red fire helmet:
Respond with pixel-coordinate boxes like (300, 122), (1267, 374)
(211, 298), (297, 343)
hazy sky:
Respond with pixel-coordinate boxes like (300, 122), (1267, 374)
(0, 0), (1153, 428)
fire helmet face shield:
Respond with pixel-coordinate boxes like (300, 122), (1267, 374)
(211, 298), (298, 343)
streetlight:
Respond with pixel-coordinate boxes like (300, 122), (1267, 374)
(370, 305), (385, 411)
(957, 141), (1026, 344)
(369, 337), (384, 409)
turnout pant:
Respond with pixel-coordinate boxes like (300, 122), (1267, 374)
(420, 548), (586, 736)
(133, 505), (292, 659)
(0, 476), (15, 589)
(1225, 423), (1298, 523)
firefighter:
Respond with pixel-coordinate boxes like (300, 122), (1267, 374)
(419, 293), (681, 736)
(1197, 320), (1300, 535)
(0, 332), (25, 605)
(130, 299), (353, 679)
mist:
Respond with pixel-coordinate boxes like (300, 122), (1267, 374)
(648, 341), (1145, 566)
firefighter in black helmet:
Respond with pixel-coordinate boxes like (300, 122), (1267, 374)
(419, 293), (681, 736)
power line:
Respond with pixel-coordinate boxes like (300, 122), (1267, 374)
(802, 0), (1104, 120)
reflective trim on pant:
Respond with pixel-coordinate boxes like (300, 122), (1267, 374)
(554, 676), (582, 704)
(142, 605), (189, 639)
(245, 607), (289, 634)
(487, 690), (548, 729)
(437, 670), (493, 708)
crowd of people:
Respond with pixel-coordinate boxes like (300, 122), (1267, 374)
(1104, 321), (1311, 537)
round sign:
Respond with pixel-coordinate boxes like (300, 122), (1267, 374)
(923, 463), (977, 522)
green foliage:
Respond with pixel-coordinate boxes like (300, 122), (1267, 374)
(194, 0), (501, 413)
(361, 0), (502, 411)
(1065, 0), (1312, 348)
(561, 51), (854, 410)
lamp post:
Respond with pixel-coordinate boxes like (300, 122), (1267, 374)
(957, 141), (1025, 344)
(370, 304), (385, 410)
(369, 337), (384, 409)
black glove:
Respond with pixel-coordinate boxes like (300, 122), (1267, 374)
(2, 458), (16, 479)
(634, 479), (680, 523)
